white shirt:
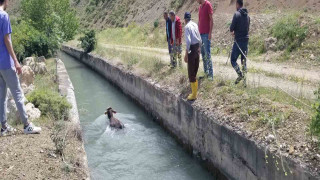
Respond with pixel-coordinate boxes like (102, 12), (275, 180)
(172, 19), (176, 42)
(185, 21), (202, 52)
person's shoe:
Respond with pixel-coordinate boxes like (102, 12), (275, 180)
(187, 81), (198, 101)
(235, 75), (244, 84)
(24, 123), (41, 134)
(208, 76), (213, 81)
(1, 124), (17, 136)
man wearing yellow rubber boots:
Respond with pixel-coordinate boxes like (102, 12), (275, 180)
(184, 12), (202, 101)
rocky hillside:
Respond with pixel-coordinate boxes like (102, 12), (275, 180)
(69, 0), (320, 28)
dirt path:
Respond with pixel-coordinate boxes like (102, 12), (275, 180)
(102, 44), (318, 99)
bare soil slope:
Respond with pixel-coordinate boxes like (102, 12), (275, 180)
(72, 0), (320, 28)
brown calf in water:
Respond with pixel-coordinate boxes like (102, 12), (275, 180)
(105, 107), (125, 129)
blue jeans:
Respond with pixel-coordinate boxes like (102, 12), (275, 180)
(167, 41), (172, 54)
(200, 34), (213, 78)
(0, 67), (28, 127)
(231, 40), (248, 76)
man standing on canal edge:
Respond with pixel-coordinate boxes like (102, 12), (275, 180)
(163, 12), (173, 66)
(197, 0), (214, 80)
(184, 12), (202, 101)
(169, 11), (183, 68)
(230, 0), (250, 85)
(0, 0), (41, 136)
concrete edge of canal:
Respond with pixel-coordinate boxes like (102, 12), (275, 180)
(56, 58), (91, 179)
(61, 45), (320, 180)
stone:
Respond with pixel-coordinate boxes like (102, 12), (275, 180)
(22, 57), (35, 66)
(266, 134), (275, 142)
(21, 83), (35, 95)
(264, 37), (277, 52)
(25, 103), (41, 121)
(310, 54), (315, 60)
(6, 101), (40, 124)
(19, 66), (35, 87)
(33, 62), (47, 75)
(289, 146), (295, 155)
(37, 56), (46, 63)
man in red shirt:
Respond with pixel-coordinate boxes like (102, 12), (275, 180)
(197, 0), (214, 80)
(169, 11), (182, 68)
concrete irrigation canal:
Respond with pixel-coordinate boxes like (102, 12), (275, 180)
(58, 51), (214, 180)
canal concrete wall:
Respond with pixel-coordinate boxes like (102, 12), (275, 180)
(62, 45), (319, 180)
(56, 58), (90, 179)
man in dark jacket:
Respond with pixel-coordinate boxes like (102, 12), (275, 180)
(163, 12), (173, 64)
(230, 0), (250, 85)
(169, 11), (182, 68)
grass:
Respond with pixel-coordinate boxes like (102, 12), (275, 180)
(271, 13), (308, 52)
(96, 23), (167, 48)
(247, 67), (310, 84)
(94, 45), (314, 116)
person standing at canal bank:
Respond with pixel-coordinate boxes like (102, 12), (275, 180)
(184, 12), (202, 101)
(163, 12), (173, 66)
(0, 0), (41, 136)
(197, 0), (214, 80)
(169, 11), (183, 68)
(230, 0), (250, 85)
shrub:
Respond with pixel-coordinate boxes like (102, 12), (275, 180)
(171, 0), (185, 10)
(16, 0), (79, 59)
(249, 35), (266, 55)
(27, 89), (71, 120)
(270, 13), (308, 52)
(154, 19), (159, 29)
(79, 30), (97, 53)
(12, 20), (58, 61)
(311, 86), (320, 145)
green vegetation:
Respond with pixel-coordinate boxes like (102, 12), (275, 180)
(97, 23), (166, 48)
(12, 0), (79, 61)
(27, 90), (71, 121)
(79, 30), (97, 53)
(27, 59), (71, 121)
(270, 13), (308, 52)
(171, 0), (186, 10)
(249, 35), (266, 55)
(154, 19), (159, 29)
(311, 86), (320, 145)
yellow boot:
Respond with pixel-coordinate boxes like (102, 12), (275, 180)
(187, 80), (198, 101)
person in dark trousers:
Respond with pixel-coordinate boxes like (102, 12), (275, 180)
(197, 0), (214, 80)
(169, 11), (183, 68)
(163, 12), (173, 64)
(0, 0), (41, 136)
(184, 12), (202, 101)
(230, 0), (250, 85)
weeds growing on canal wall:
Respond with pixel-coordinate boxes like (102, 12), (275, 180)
(311, 86), (320, 146)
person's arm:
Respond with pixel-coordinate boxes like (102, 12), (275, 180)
(184, 26), (191, 63)
(208, 4), (214, 41)
(208, 13), (213, 41)
(177, 19), (182, 45)
(230, 13), (237, 37)
(4, 34), (21, 74)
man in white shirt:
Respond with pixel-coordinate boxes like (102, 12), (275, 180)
(184, 12), (202, 101)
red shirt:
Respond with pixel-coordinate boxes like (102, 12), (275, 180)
(170, 16), (182, 44)
(198, 0), (213, 34)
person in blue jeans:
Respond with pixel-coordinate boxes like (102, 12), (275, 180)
(197, 0), (214, 80)
(230, 0), (250, 85)
(163, 12), (173, 65)
(0, 0), (41, 136)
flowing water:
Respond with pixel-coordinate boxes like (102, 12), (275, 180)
(59, 52), (214, 180)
